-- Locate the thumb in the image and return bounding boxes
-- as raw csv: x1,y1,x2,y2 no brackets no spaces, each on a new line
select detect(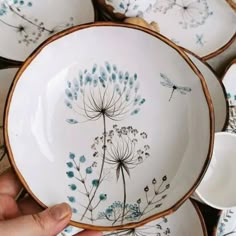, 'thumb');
0,203,72,236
